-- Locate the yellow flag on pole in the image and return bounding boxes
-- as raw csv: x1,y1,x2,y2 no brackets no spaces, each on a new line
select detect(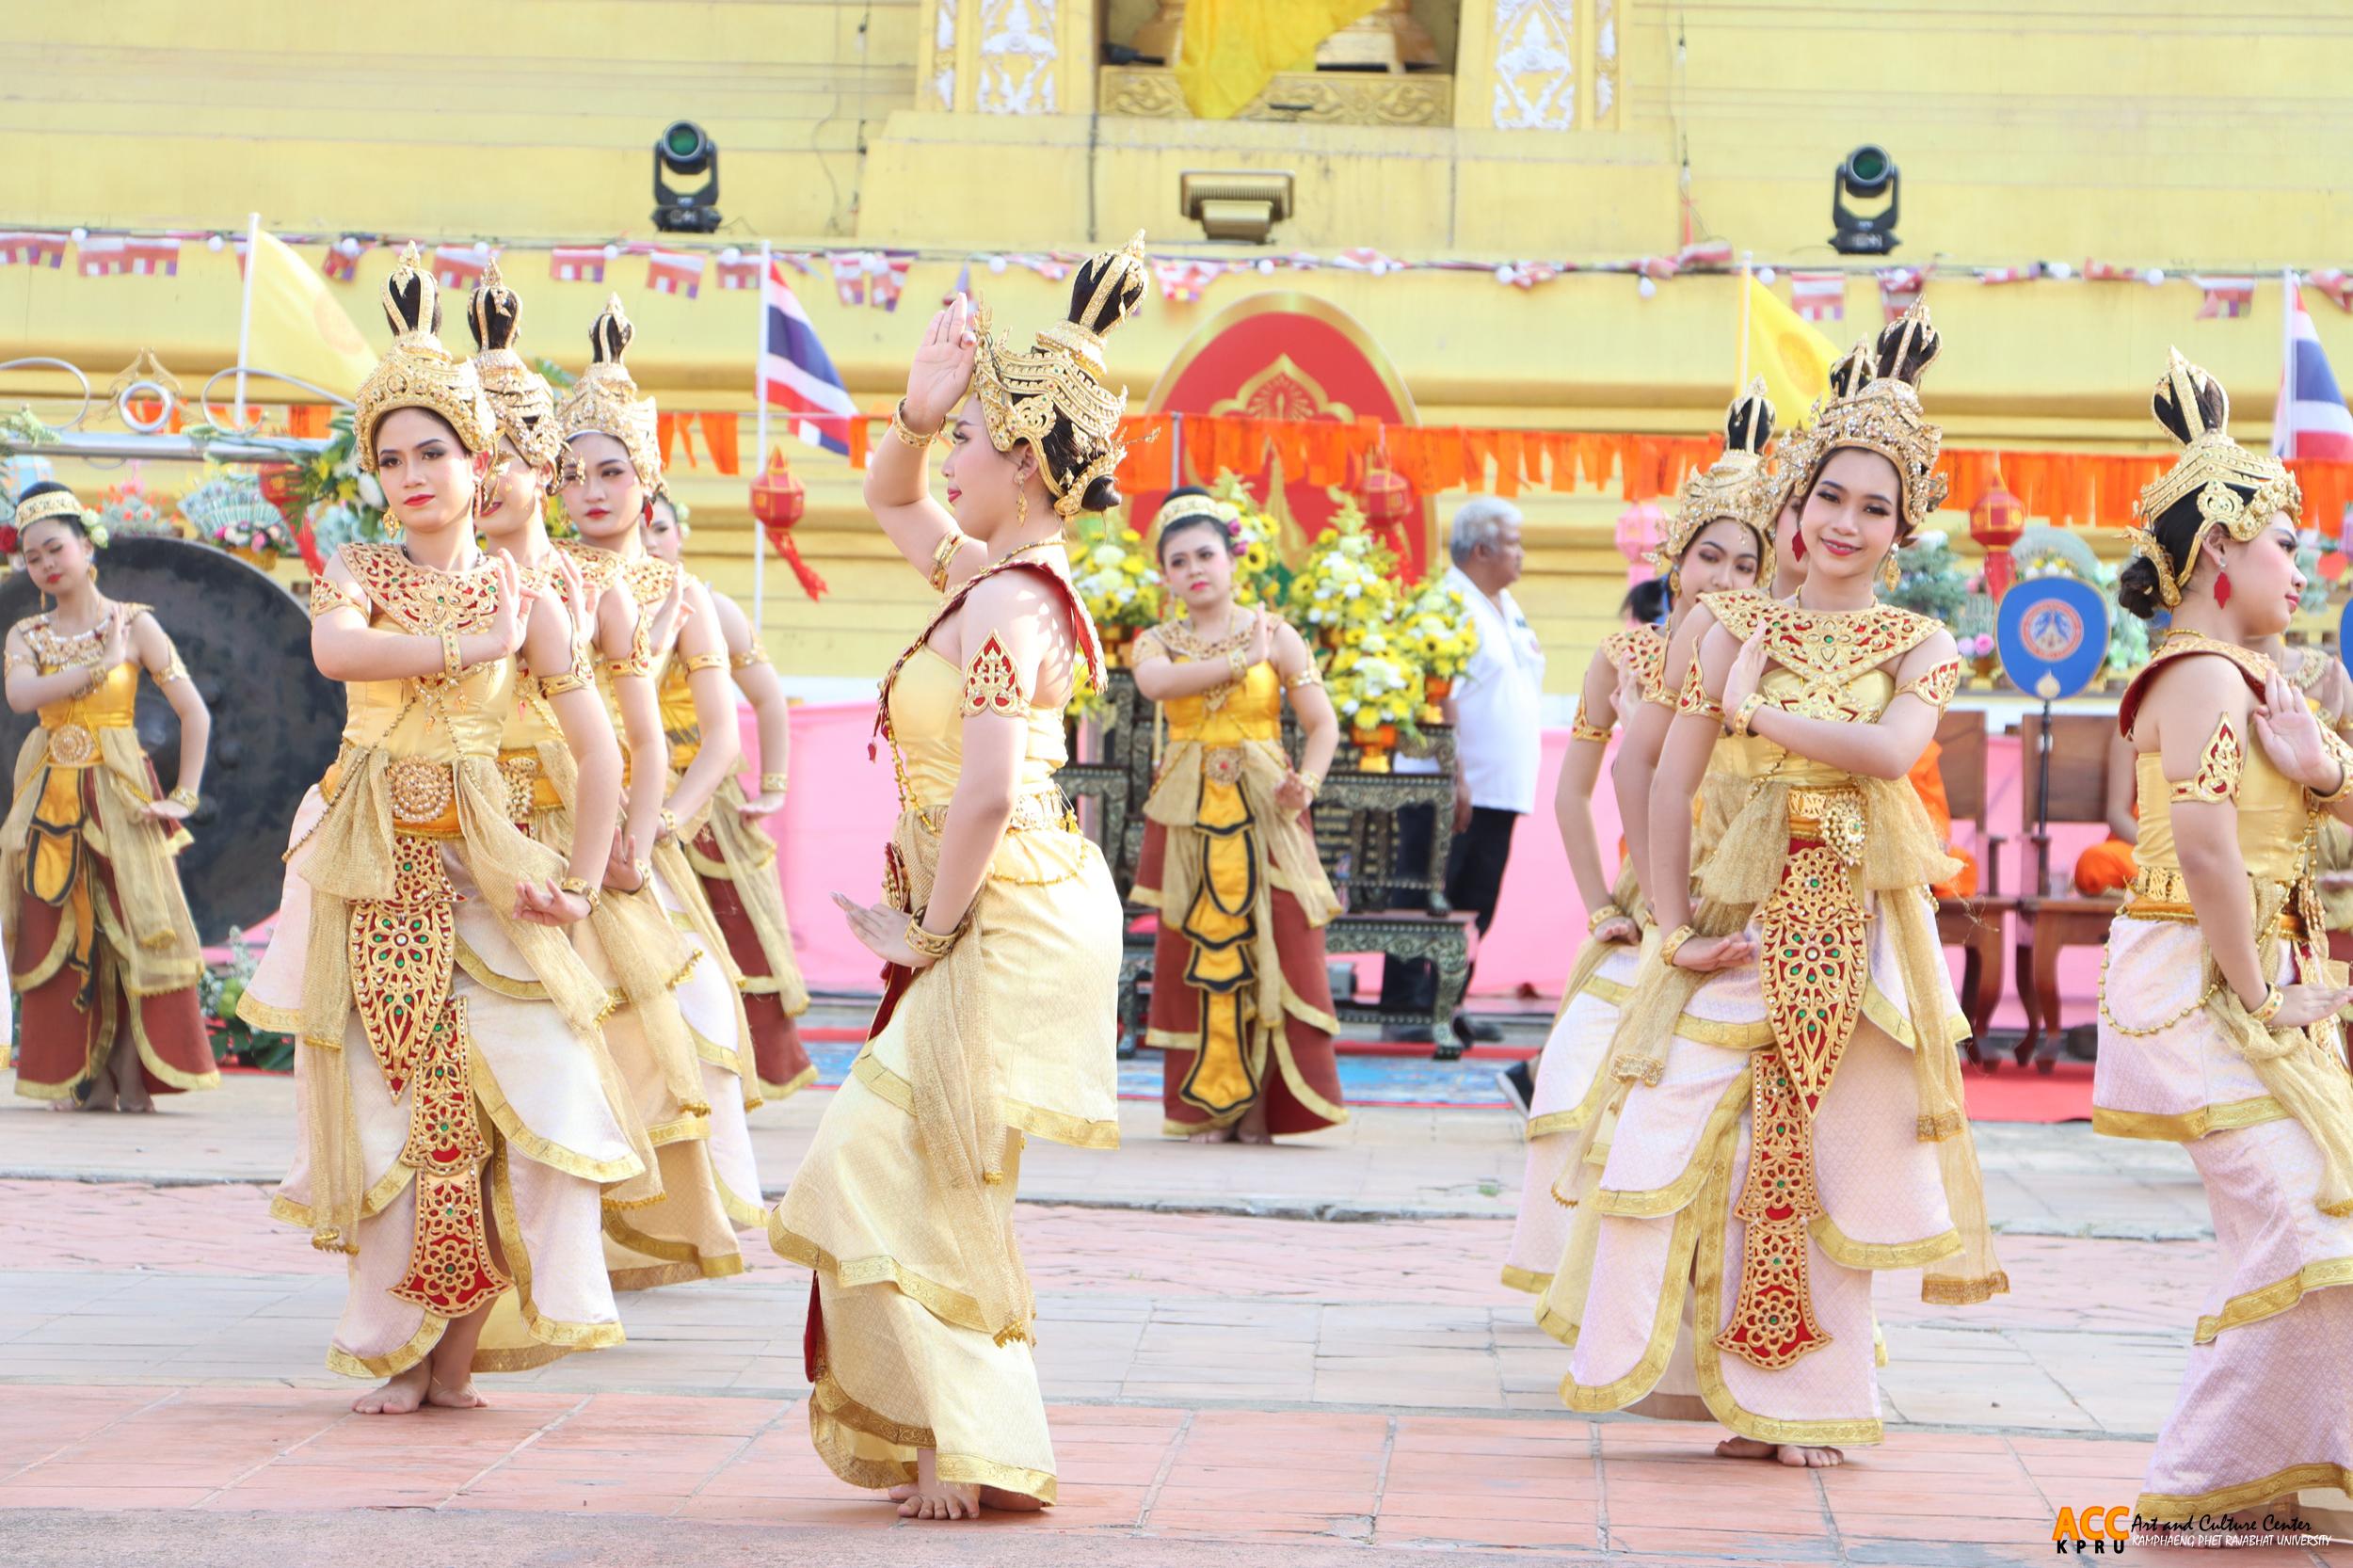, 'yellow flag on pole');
243,230,375,397
1743,275,1839,430
1175,0,1386,120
